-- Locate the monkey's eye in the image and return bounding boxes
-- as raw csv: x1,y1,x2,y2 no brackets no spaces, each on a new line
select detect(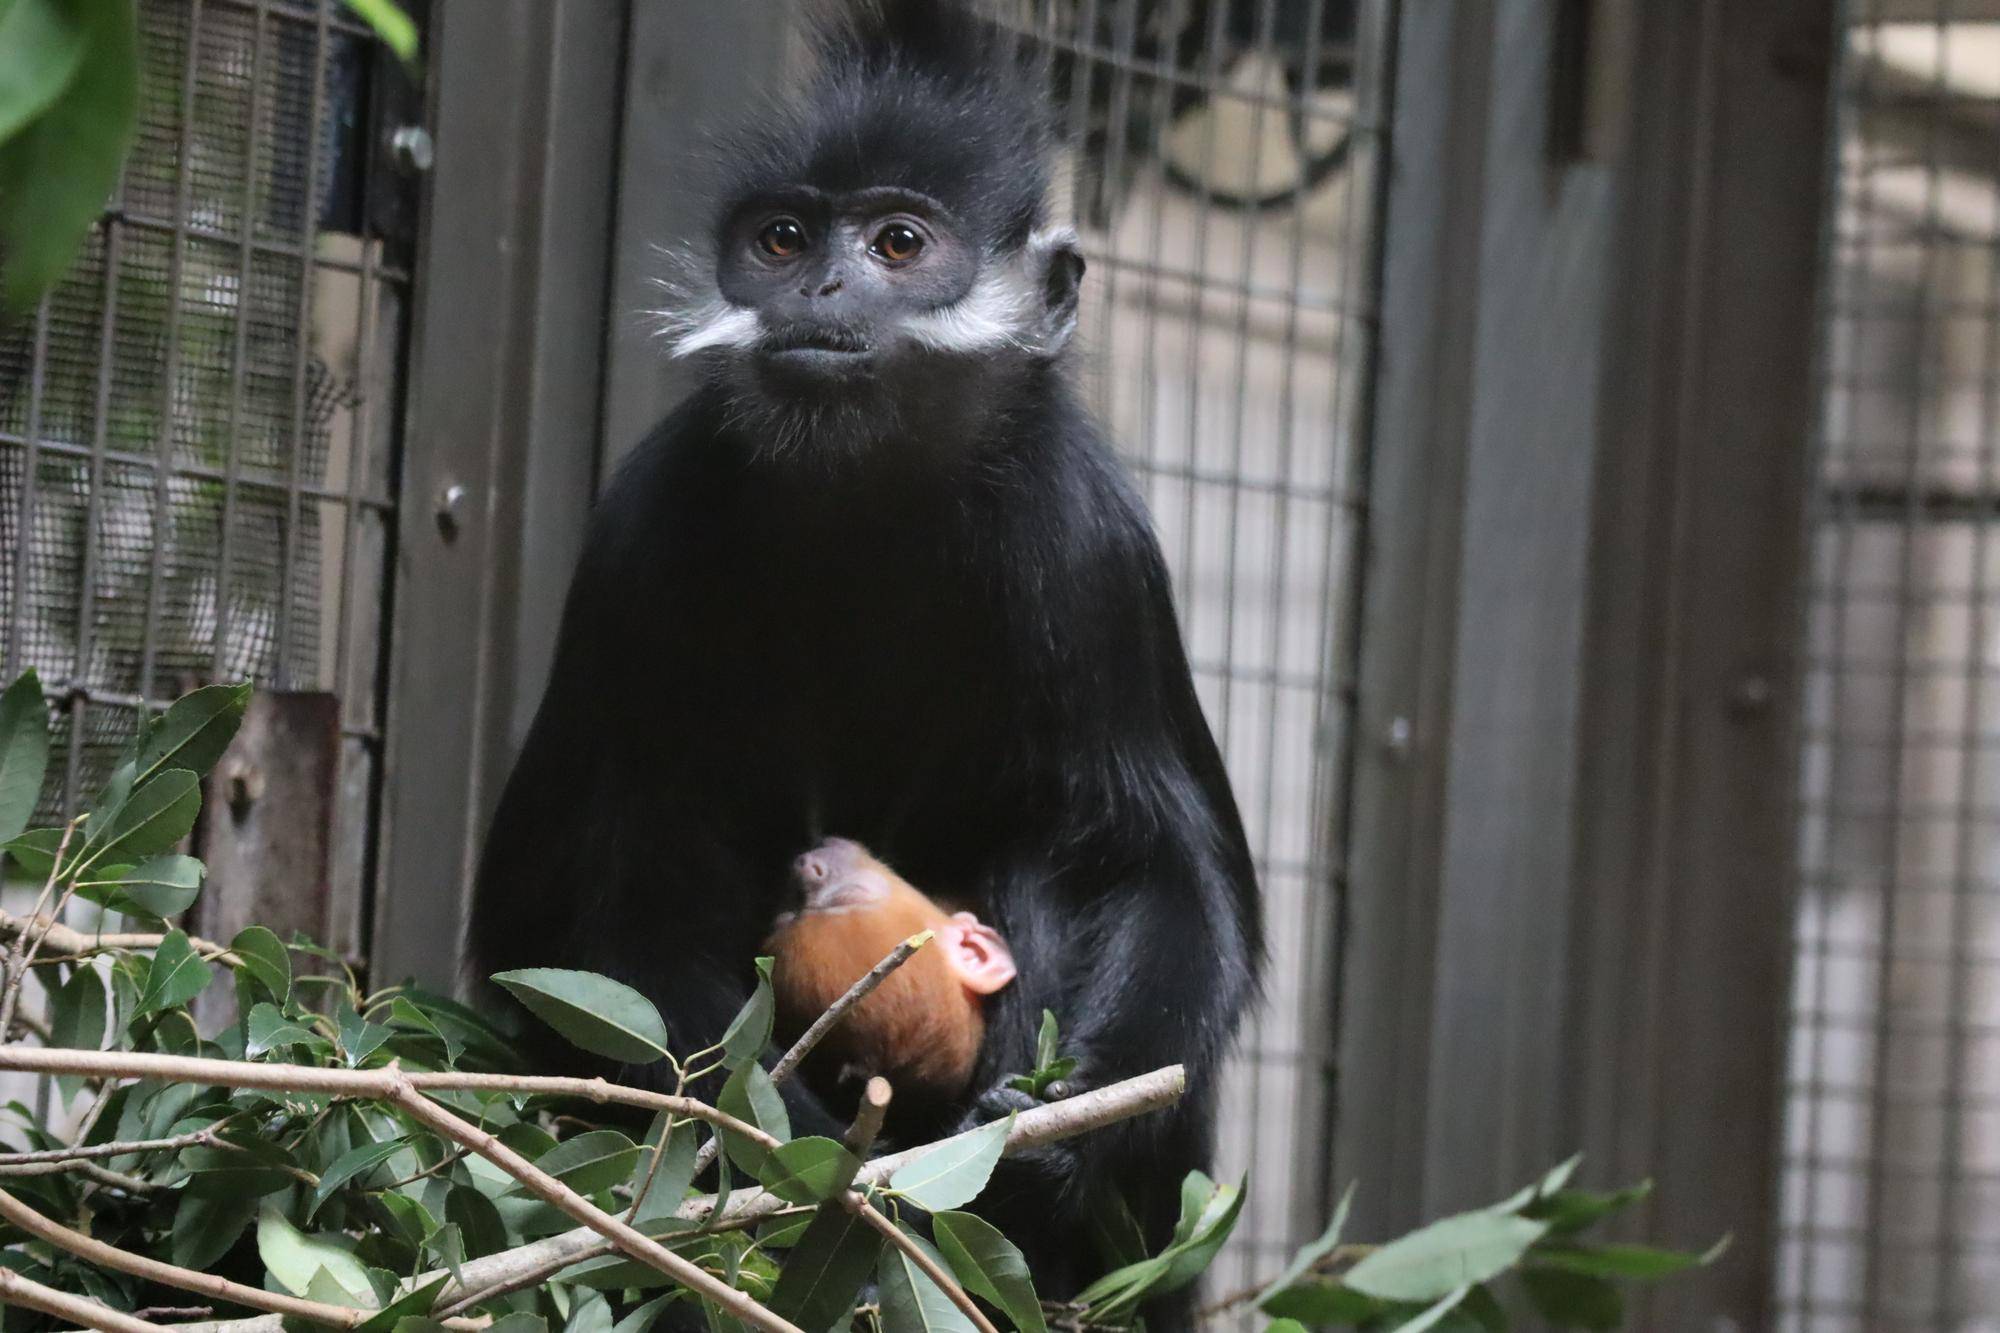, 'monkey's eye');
870,222,925,264
757,217,808,259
